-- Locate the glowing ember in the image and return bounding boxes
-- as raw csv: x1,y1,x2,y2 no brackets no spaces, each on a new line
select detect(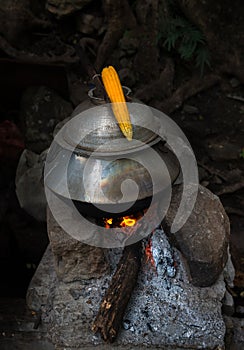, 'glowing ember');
145,238,157,270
